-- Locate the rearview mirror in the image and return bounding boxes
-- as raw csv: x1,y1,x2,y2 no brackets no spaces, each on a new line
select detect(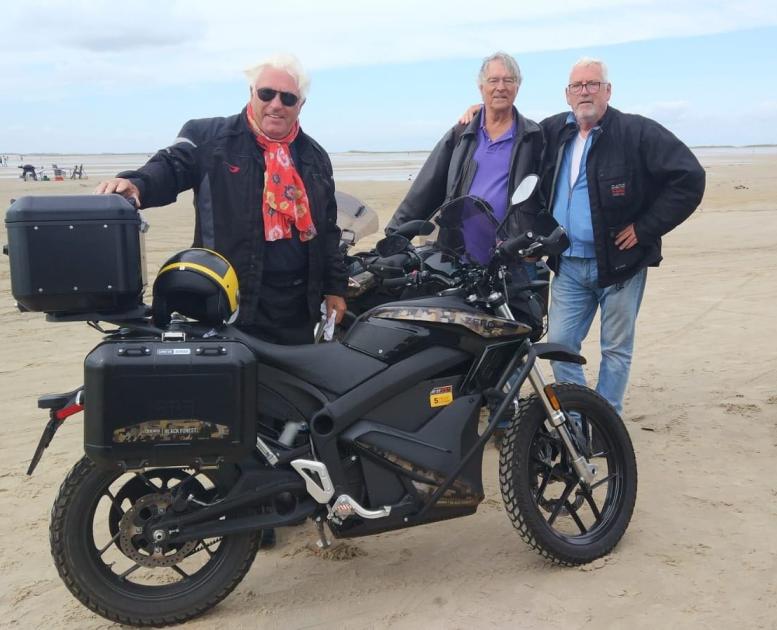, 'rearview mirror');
510,174,540,207
376,233,411,257
393,219,435,239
